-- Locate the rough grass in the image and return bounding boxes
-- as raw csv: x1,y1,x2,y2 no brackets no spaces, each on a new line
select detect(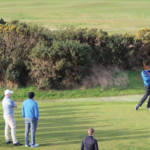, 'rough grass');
0,97,150,150
0,0,150,33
